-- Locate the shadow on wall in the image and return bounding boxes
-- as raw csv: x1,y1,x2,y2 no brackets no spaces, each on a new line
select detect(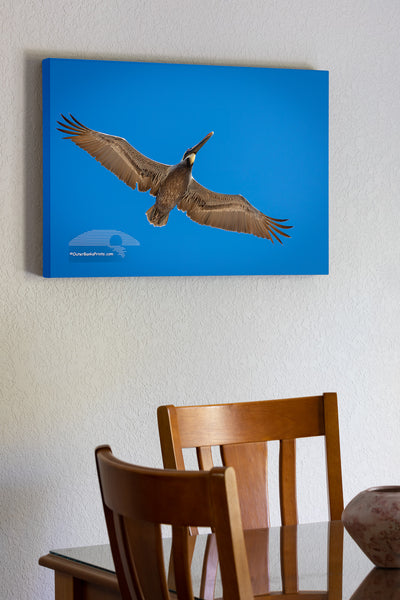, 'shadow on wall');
24,54,43,276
